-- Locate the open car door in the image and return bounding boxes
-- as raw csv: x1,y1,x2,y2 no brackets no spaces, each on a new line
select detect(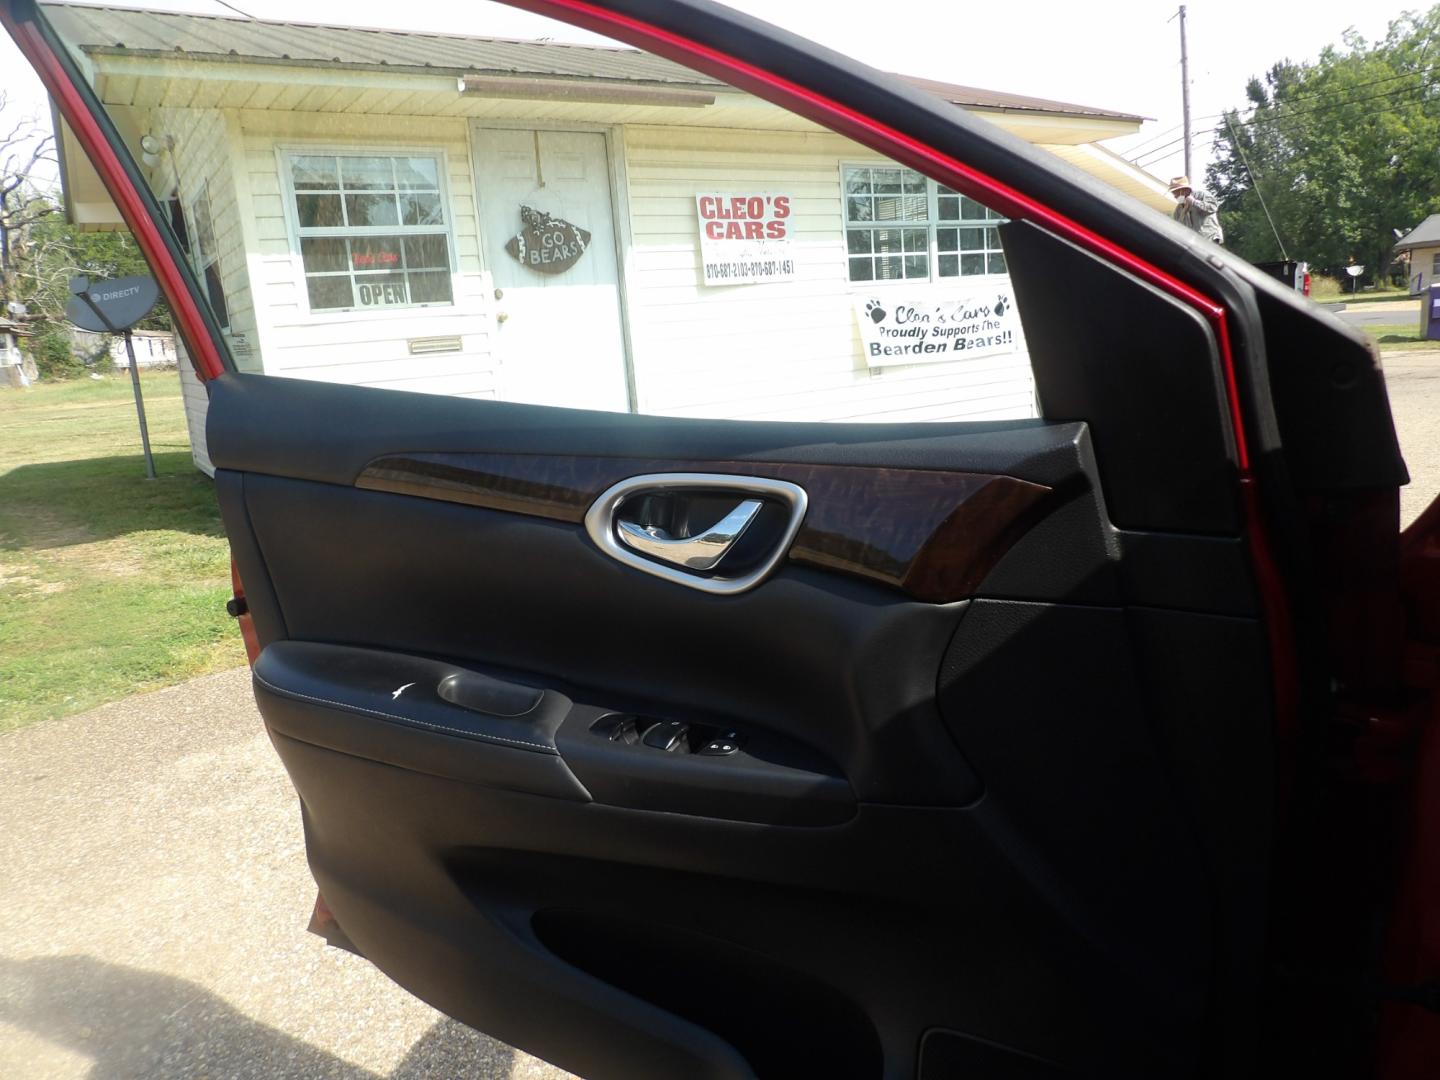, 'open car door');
10,0,1436,1076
